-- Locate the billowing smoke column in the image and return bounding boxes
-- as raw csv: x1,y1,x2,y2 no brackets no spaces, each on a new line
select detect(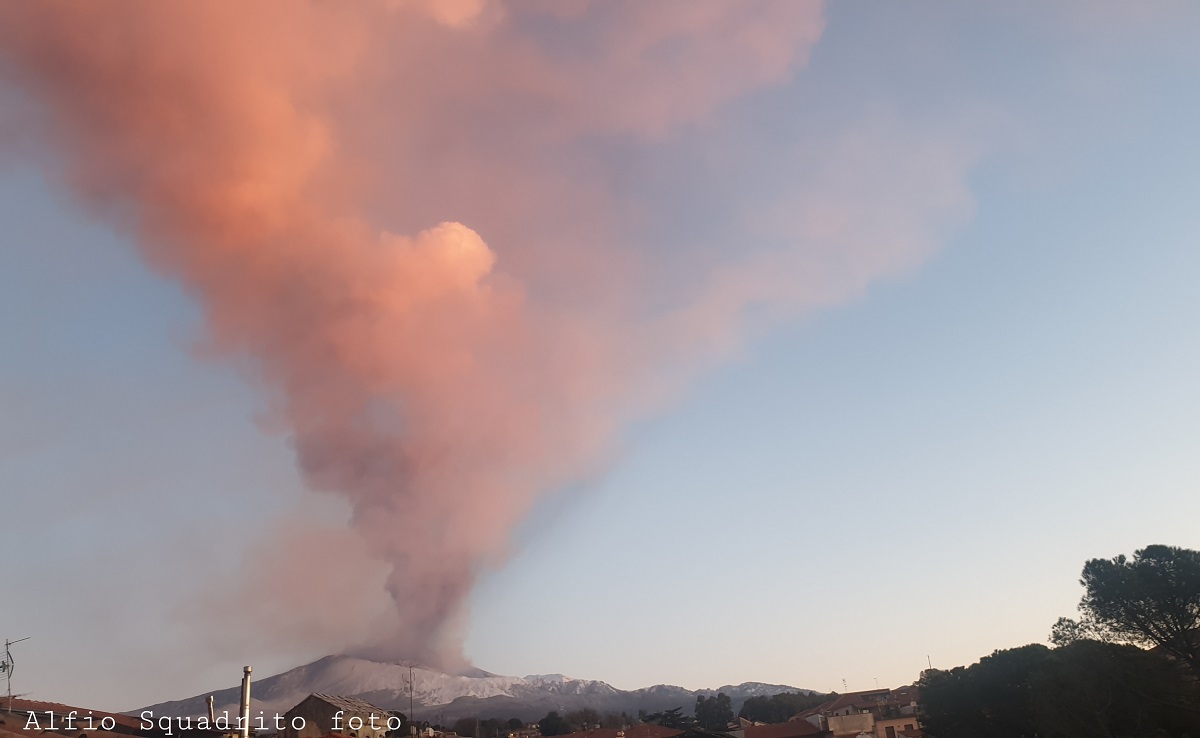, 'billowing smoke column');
0,1,976,666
